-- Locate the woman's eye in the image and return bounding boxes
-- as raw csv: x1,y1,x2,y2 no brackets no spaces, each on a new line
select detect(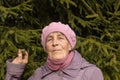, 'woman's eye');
47,38,52,42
